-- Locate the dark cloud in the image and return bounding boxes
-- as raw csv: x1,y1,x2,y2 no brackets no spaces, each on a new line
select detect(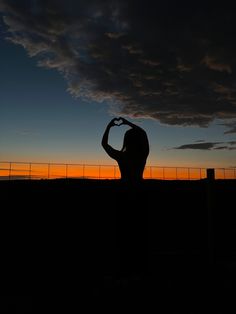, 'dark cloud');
173,141,236,150
174,142,219,150
1,0,236,126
